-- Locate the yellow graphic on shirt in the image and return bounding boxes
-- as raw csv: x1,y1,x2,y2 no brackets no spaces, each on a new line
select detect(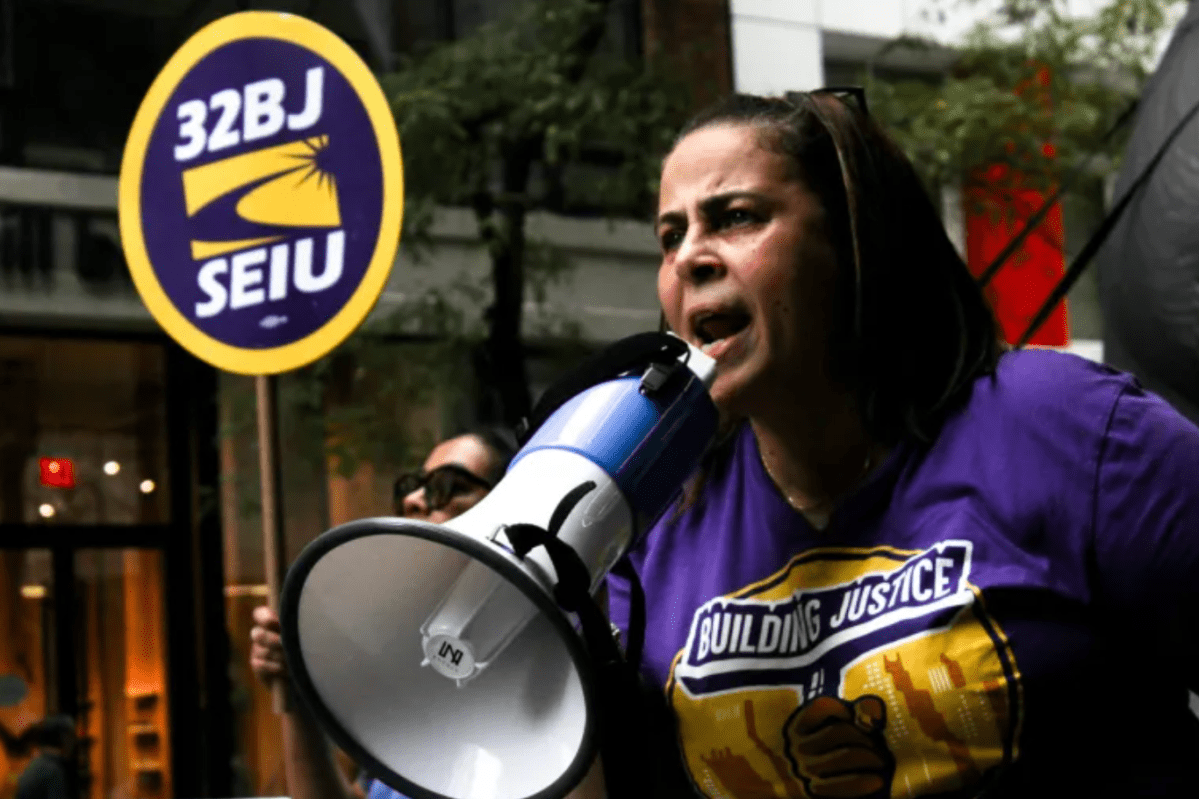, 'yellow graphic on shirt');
666,541,1021,799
